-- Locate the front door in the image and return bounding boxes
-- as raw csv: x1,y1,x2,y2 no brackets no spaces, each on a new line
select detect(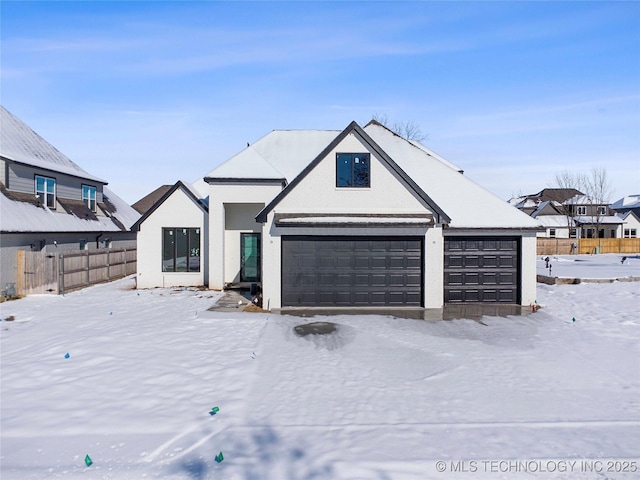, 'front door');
241,233,261,282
